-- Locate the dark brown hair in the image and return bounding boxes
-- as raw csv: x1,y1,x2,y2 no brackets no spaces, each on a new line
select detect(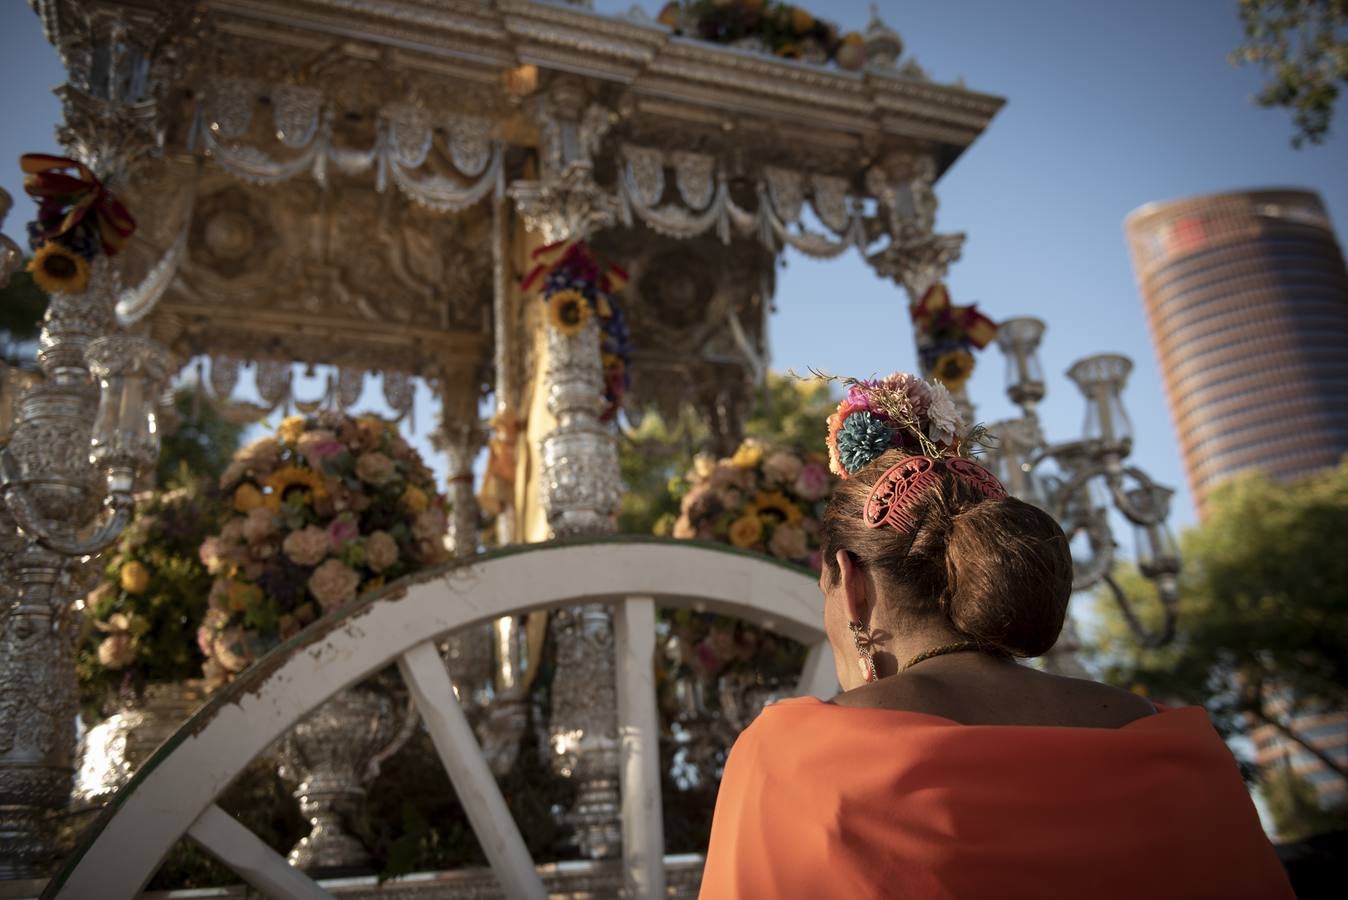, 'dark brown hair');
819,449,1073,658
